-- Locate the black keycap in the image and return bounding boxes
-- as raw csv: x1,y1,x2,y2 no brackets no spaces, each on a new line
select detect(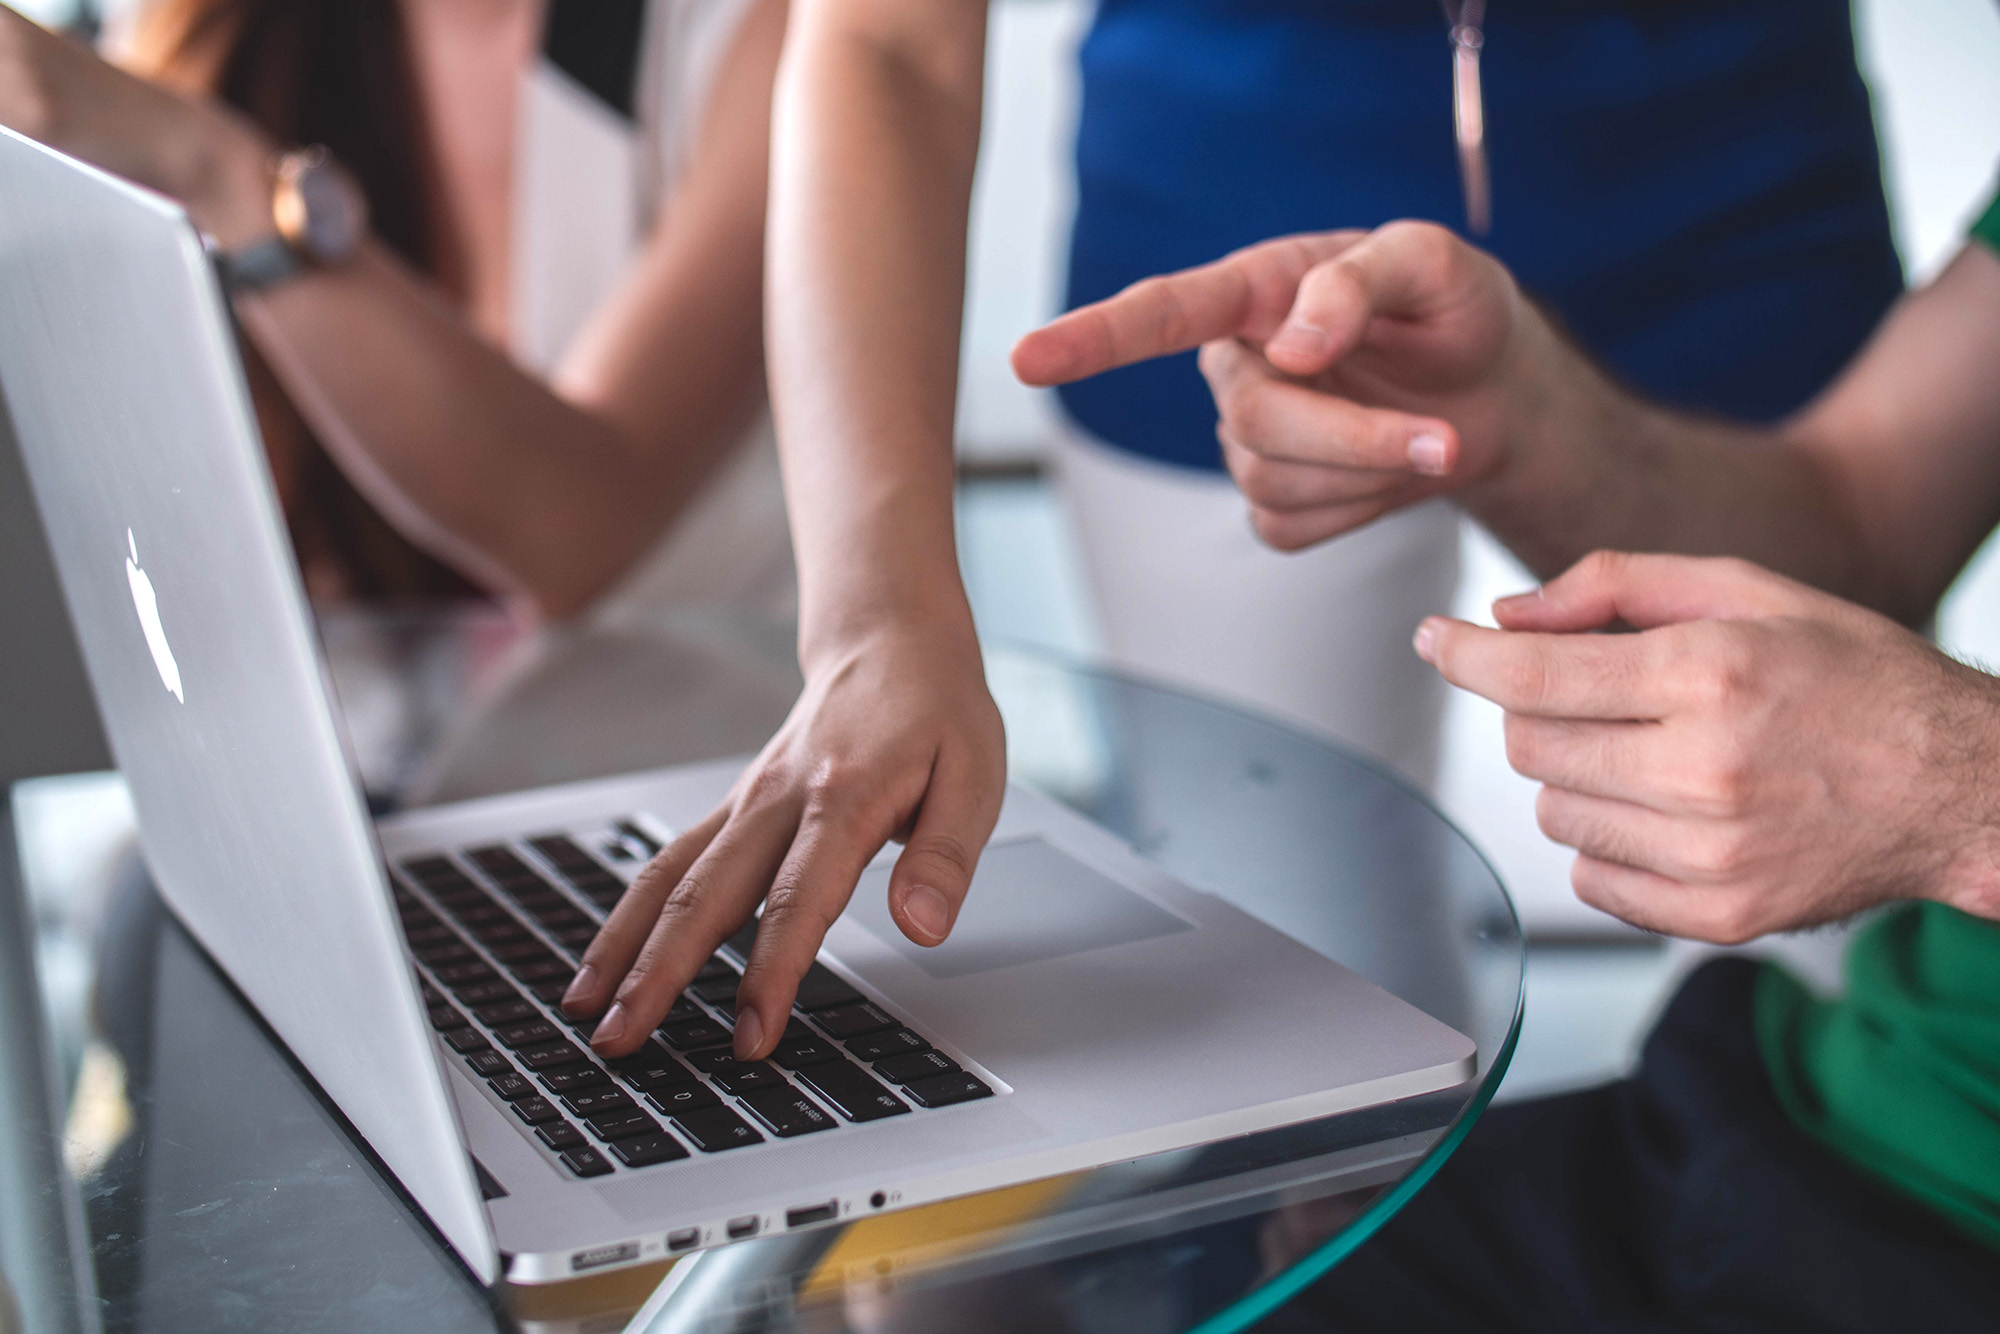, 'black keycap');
793,963,865,1013
427,1003,466,1031
451,903,511,928
512,1096,562,1125
562,1088,636,1119
671,1106,762,1152
608,1133,689,1168
645,1083,722,1116
529,981,572,1005
473,1000,539,1027
536,1121,585,1151
772,1036,842,1069
873,1050,961,1085
401,856,457,882
616,819,663,854
707,1062,787,1096
513,959,574,984
568,871,625,898
490,940,554,965
414,942,475,967
442,1028,492,1055
585,1110,658,1142
405,924,457,948
529,833,595,866
685,1049,743,1074
796,1061,910,1122
537,1065,612,1097
552,925,597,950
659,1018,732,1051
464,1049,512,1078
488,1072,537,1102
517,1041,590,1071
455,981,521,1007
467,845,528,876
695,955,738,983
664,995,703,1024
436,963,500,989
468,921,530,948
691,974,739,1005
609,1046,696,1092
559,1147,612,1178
494,1020,563,1050
902,1071,994,1108
812,1003,895,1039
739,1088,837,1137
723,920,760,961
844,1027,930,1063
